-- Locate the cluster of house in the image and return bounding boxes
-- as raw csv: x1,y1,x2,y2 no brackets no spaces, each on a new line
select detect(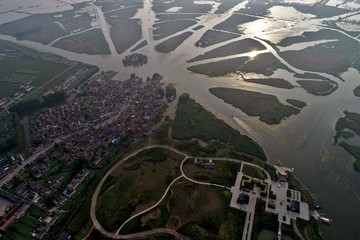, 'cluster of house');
31,73,166,154
0,155,23,179
55,67,89,91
